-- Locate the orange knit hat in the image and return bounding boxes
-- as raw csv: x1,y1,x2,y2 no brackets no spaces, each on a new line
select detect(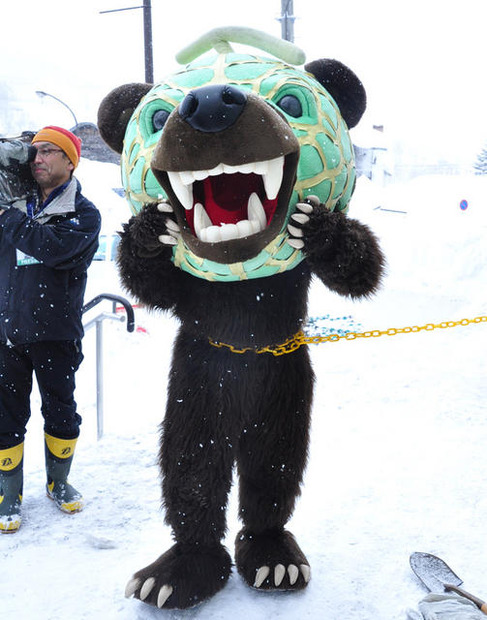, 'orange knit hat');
32,126,82,168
